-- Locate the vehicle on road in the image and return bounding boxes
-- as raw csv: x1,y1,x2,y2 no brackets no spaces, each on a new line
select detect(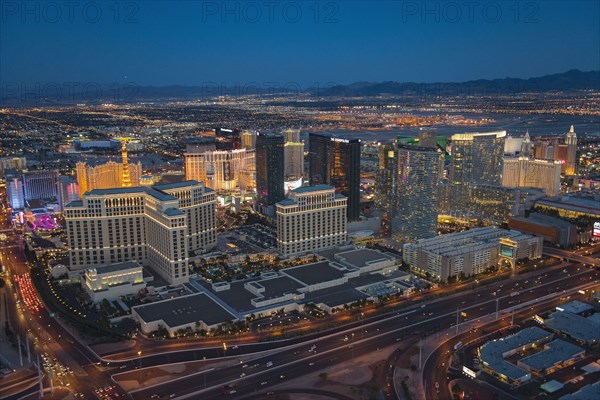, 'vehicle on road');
454,341,463,350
